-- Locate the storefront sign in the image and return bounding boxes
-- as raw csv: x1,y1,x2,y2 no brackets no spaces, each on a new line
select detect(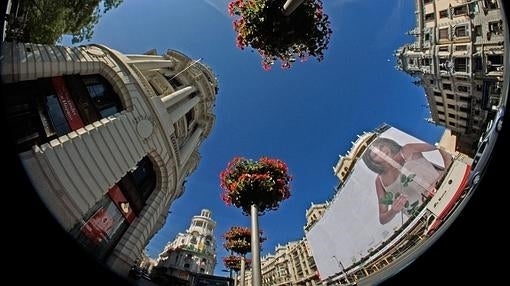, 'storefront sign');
52,76,84,130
